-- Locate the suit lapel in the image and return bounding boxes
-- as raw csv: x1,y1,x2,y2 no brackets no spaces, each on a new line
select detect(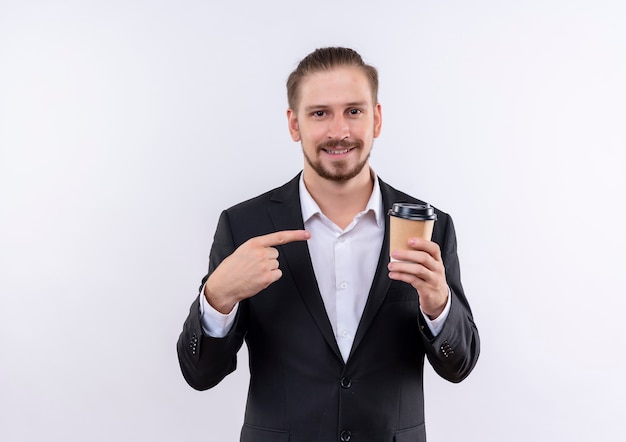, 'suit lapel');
267,174,344,364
